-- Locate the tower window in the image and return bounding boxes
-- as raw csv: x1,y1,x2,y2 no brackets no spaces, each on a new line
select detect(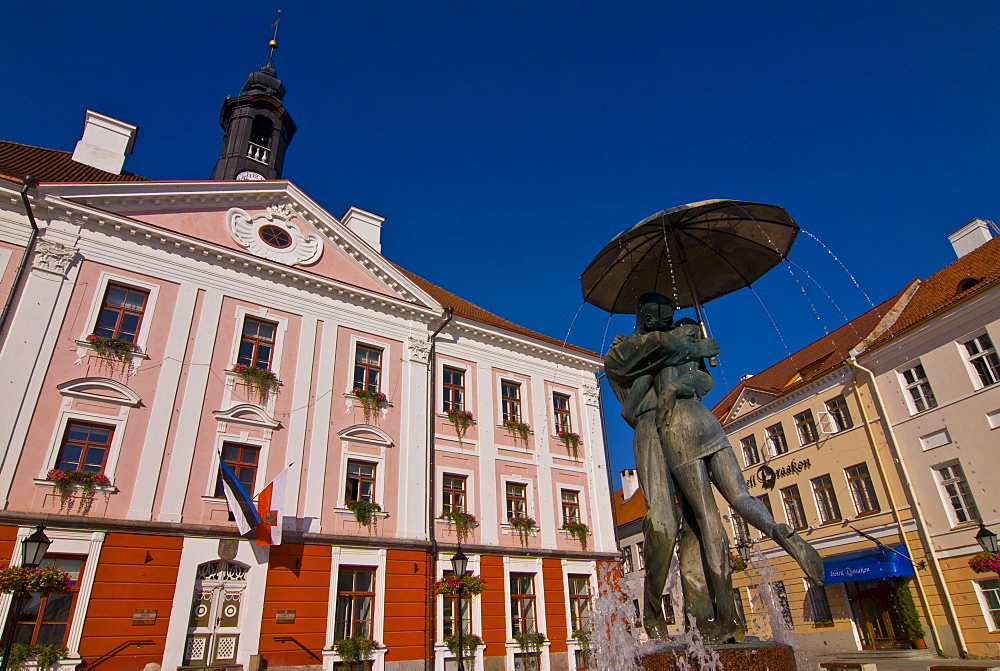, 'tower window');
247,117,273,164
